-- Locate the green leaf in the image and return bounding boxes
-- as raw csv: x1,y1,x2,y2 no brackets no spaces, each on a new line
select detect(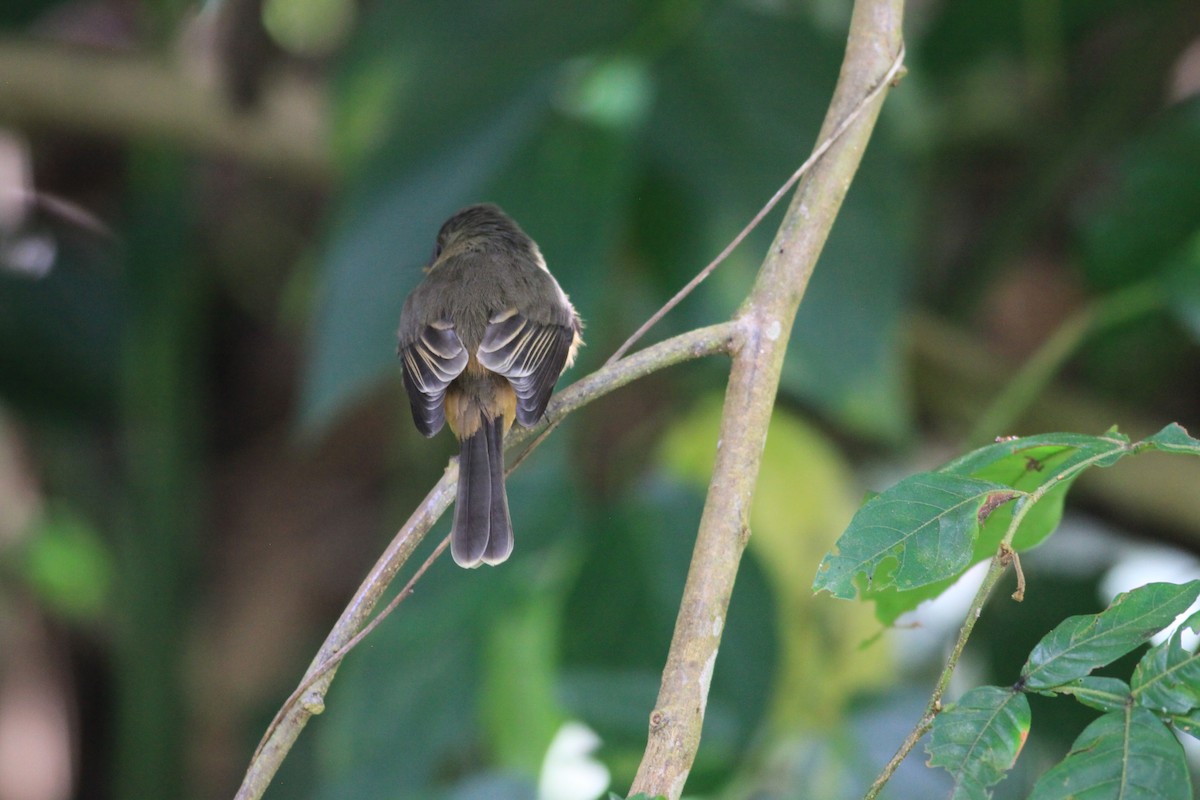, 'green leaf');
646,4,915,442
1162,232,1200,341
1021,581,1200,690
1131,608,1200,714
301,0,644,431
1052,677,1132,714
940,431,1134,483
300,87,551,431
1028,707,1192,800
481,586,567,774
813,473,1019,599
926,686,1031,800
856,431,1138,624
1170,708,1200,739
20,507,113,620
942,431,1137,556
1143,423,1200,456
